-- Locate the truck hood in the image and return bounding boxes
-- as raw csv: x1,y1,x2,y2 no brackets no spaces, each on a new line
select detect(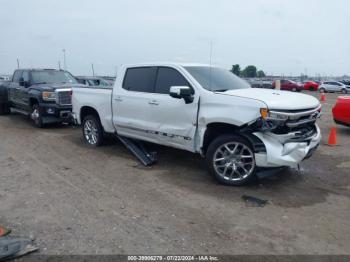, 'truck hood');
31,83,85,91
216,88,320,110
